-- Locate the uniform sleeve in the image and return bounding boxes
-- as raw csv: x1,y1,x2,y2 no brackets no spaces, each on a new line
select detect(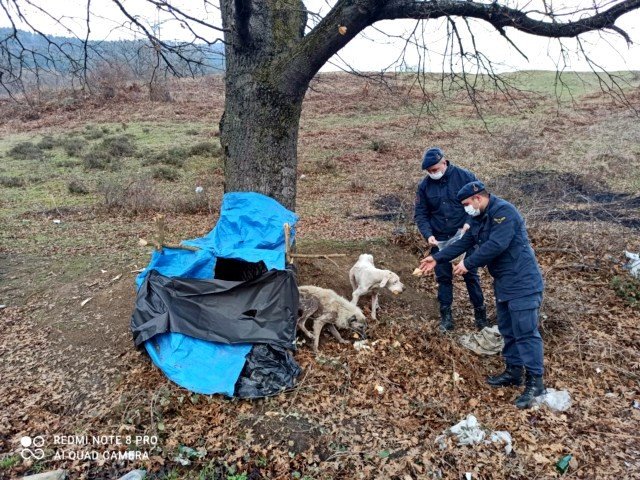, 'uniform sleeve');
432,230,476,263
414,183,433,239
464,206,516,269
